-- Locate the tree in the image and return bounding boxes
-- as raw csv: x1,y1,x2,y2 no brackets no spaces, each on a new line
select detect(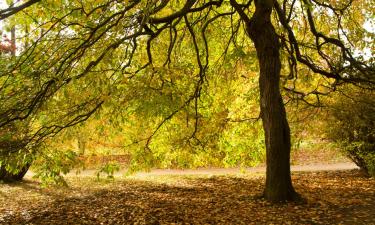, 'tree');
325,87,375,176
0,0,374,201
230,0,298,201
0,8,33,181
